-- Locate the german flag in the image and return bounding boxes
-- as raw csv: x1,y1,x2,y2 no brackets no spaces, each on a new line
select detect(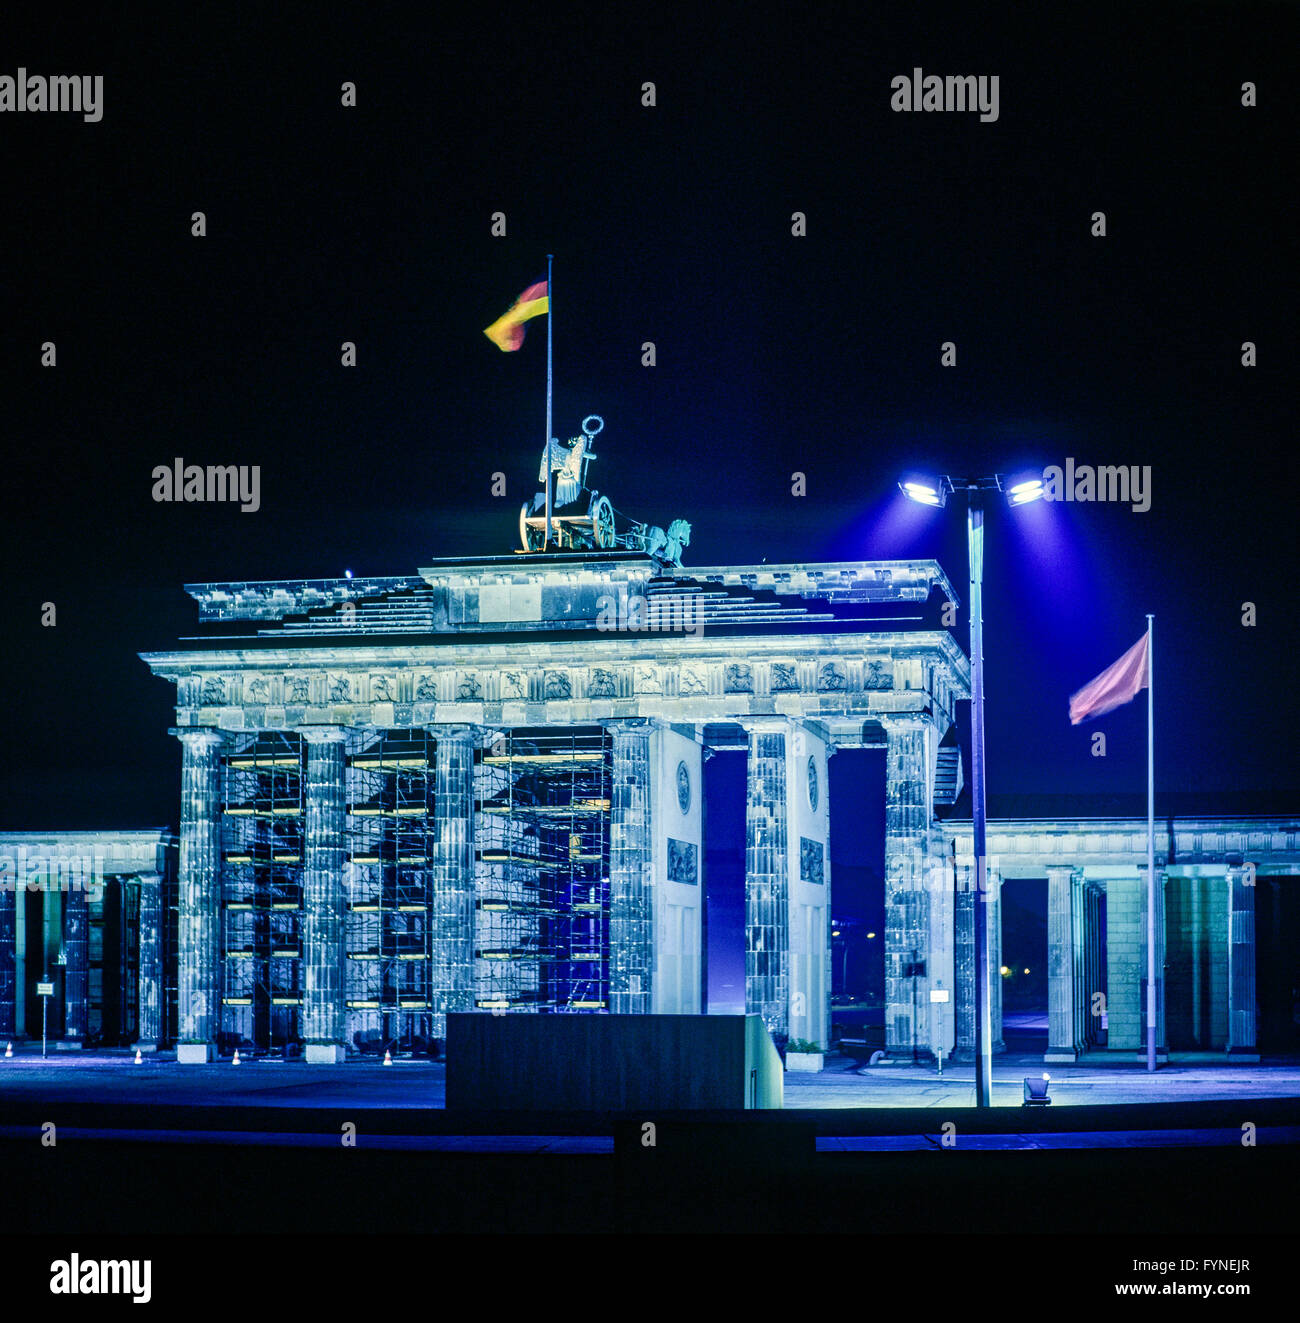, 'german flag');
483,279,549,352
